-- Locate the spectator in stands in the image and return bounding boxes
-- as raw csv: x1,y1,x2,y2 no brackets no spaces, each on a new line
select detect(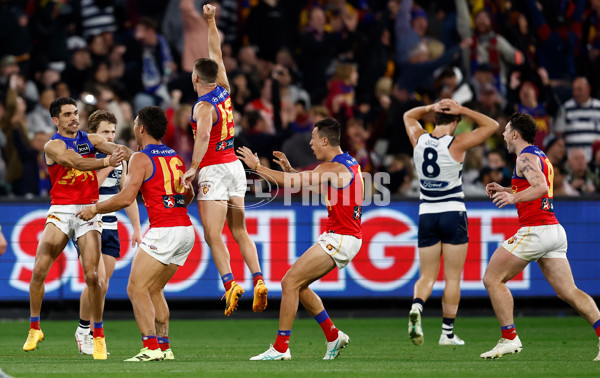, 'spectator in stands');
325,62,357,121
434,66,473,104
566,147,600,196
246,0,291,62
61,37,92,99
544,135,567,168
553,162,579,197
555,77,600,162
0,0,32,75
469,10,523,92
26,88,56,138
